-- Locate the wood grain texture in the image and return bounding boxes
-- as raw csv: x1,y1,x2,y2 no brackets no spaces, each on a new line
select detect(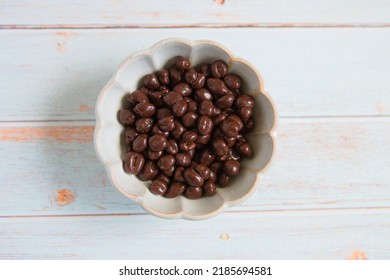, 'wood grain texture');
1,209,389,259
0,118,388,216
0,28,389,121
1,0,390,27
